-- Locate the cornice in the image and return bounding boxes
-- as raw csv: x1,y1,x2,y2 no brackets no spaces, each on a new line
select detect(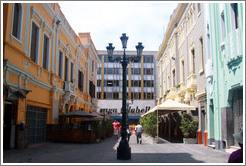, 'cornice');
157,3,187,61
